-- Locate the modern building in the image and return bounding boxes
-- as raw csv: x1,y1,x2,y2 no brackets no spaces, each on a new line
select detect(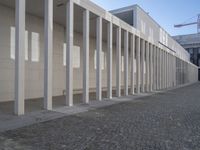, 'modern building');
173,34,200,66
173,34,200,80
0,0,198,115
